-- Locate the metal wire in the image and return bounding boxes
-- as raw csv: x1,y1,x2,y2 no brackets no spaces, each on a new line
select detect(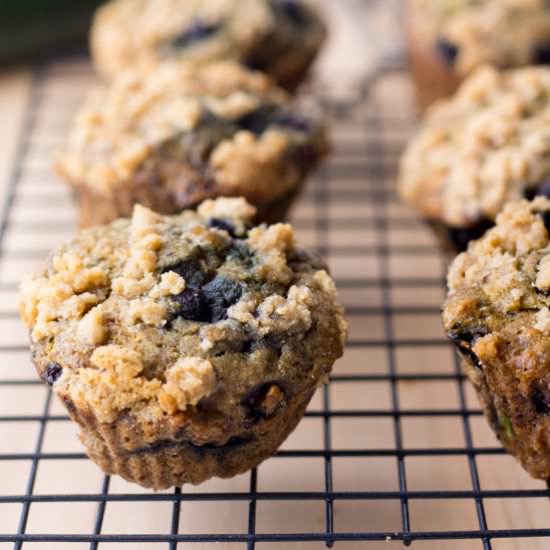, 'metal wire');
1,47,550,550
